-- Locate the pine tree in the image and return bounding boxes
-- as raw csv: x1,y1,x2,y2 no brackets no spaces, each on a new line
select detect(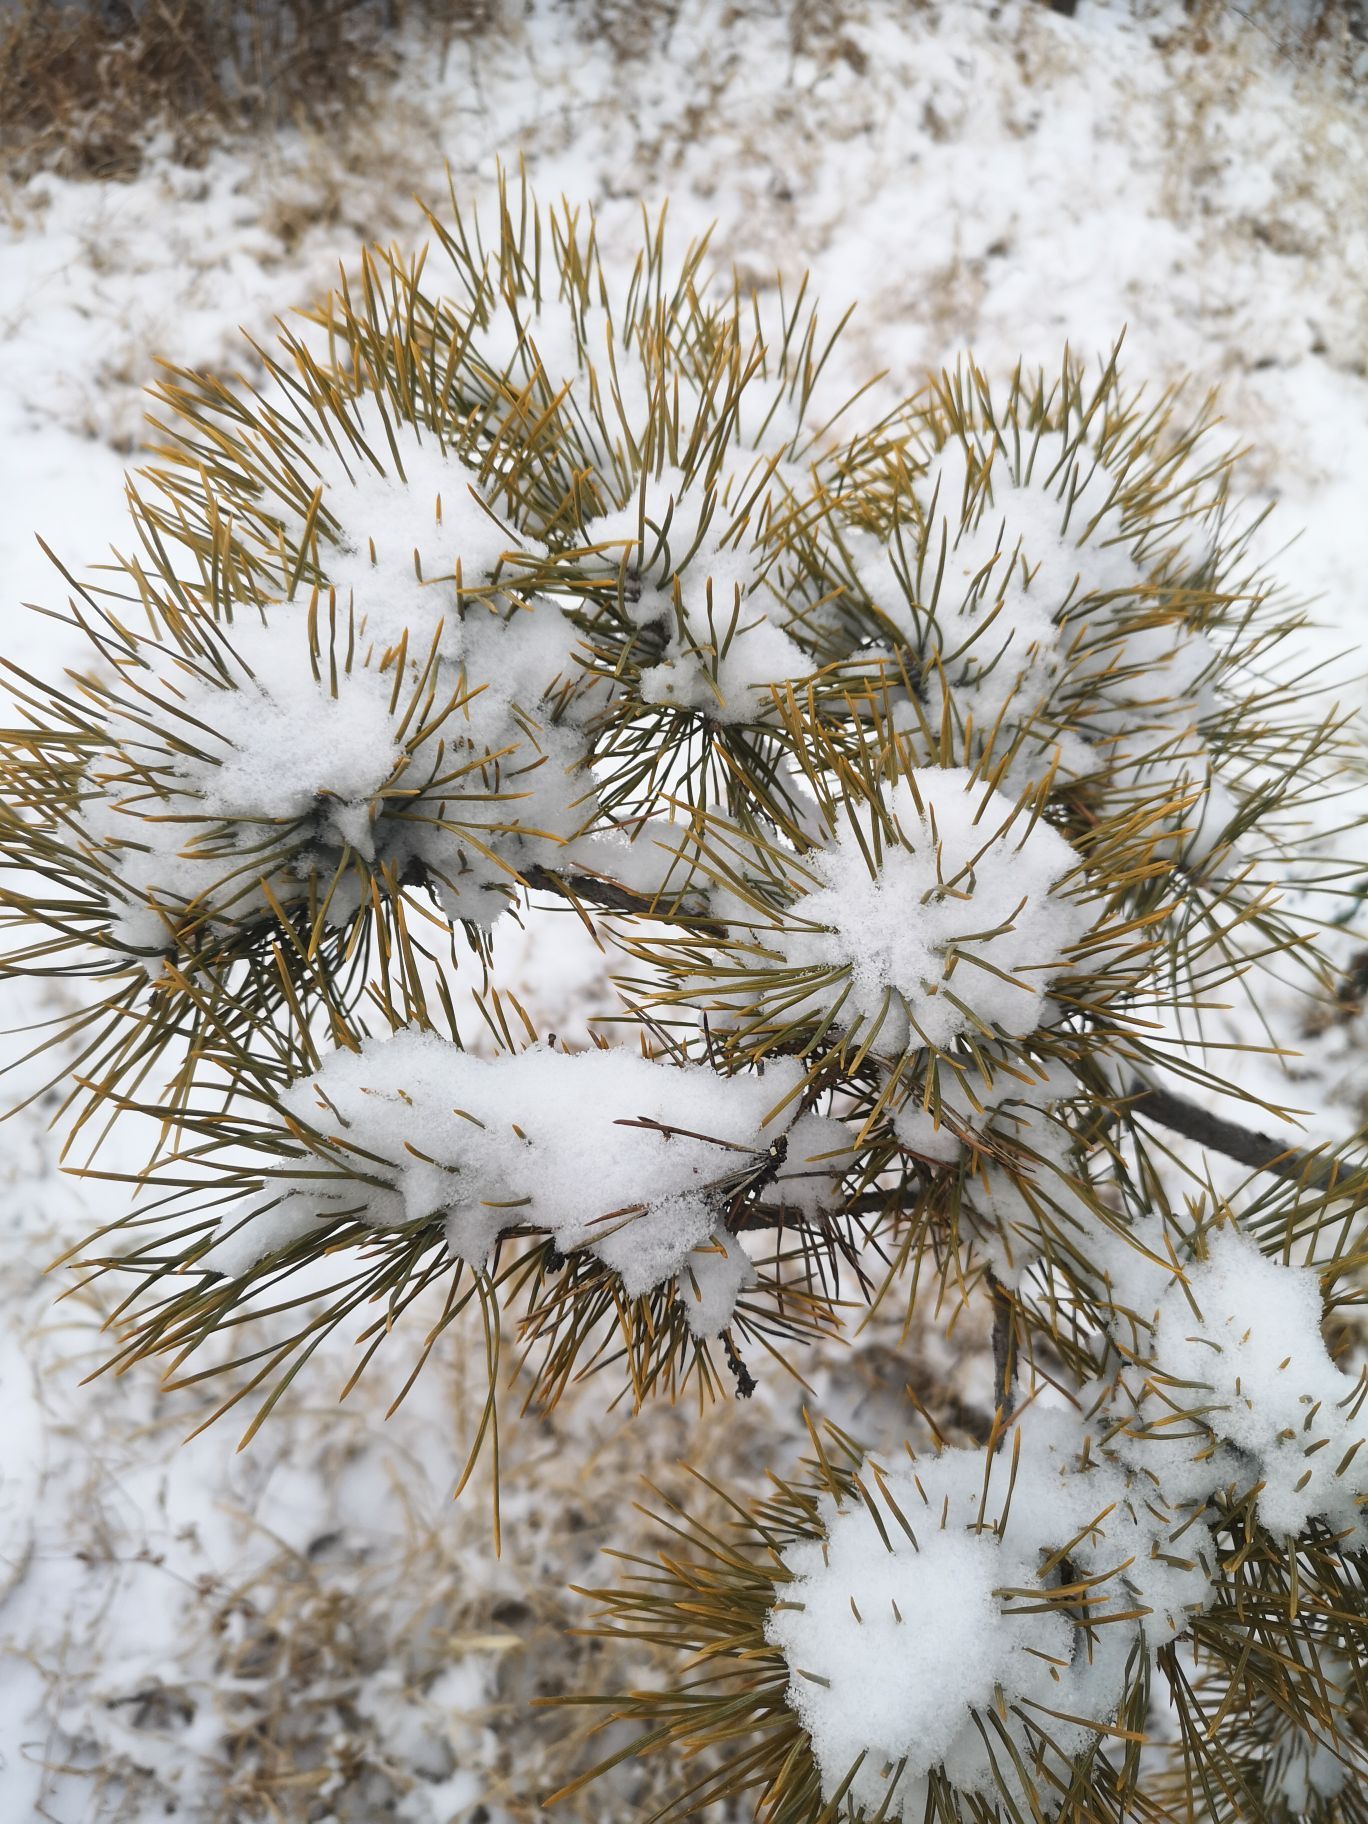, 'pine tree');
2,176,1365,1822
